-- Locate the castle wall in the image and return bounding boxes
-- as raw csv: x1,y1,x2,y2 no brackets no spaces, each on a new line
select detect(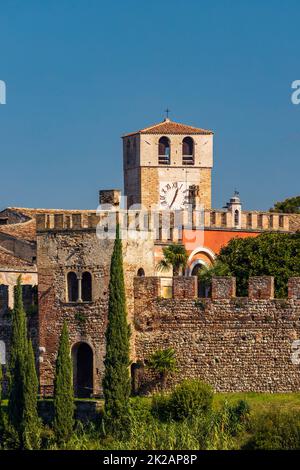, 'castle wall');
36,213,155,395
134,276,300,393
